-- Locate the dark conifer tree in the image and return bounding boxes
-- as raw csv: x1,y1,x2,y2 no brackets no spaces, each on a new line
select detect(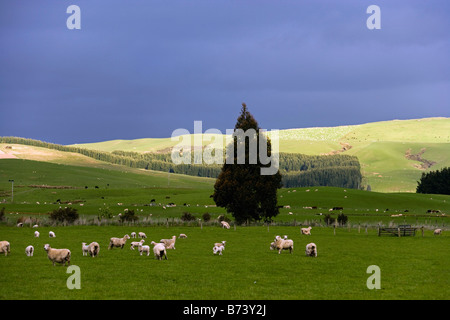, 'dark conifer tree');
416,167,450,195
213,103,282,224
